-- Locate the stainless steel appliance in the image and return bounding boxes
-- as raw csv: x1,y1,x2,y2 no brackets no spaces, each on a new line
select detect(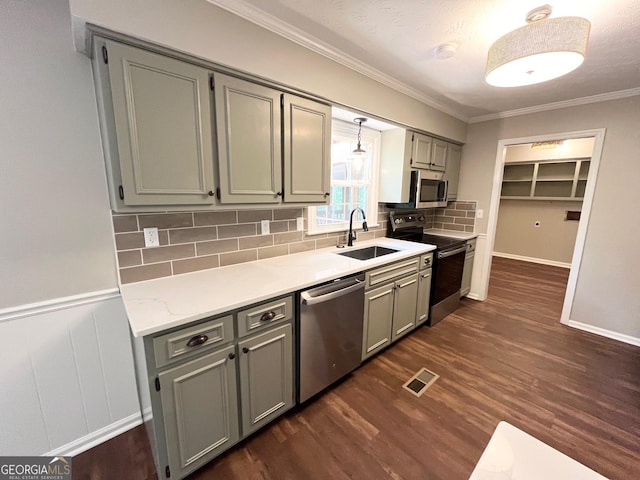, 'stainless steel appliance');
386,170,448,209
298,273,365,403
388,211,466,325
